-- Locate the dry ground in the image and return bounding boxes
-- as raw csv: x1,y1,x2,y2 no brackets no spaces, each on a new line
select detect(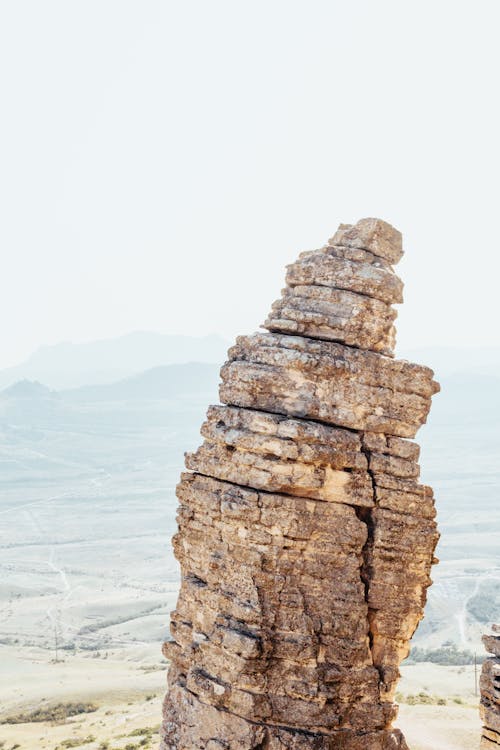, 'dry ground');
0,646,482,750
397,662,481,750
